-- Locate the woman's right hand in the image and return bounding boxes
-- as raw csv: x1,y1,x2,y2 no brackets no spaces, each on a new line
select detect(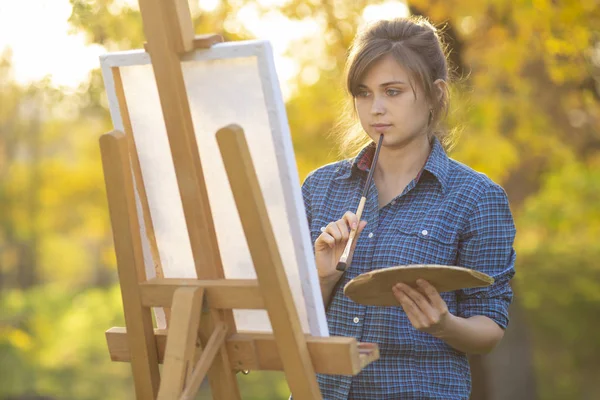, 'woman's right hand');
314,211,368,283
